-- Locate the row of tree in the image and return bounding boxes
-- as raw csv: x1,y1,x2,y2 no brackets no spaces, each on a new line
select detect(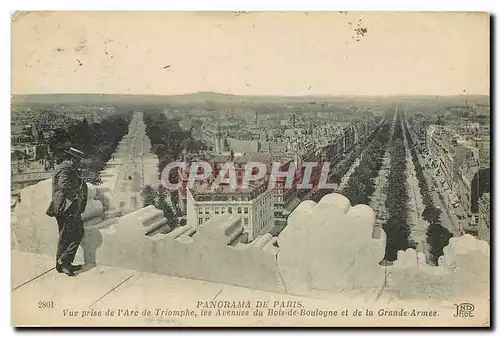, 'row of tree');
341,121,391,206
383,109,411,262
403,117,452,266
311,120,388,203
141,184,182,228
142,111,207,215
329,121,385,185
47,112,132,185
143,111,207,176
